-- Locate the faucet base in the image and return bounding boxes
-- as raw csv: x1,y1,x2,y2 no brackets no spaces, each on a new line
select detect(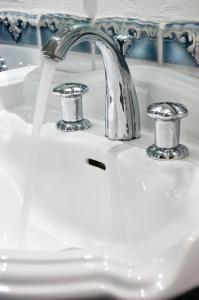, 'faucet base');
57,119,92,132
146,144,189,160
